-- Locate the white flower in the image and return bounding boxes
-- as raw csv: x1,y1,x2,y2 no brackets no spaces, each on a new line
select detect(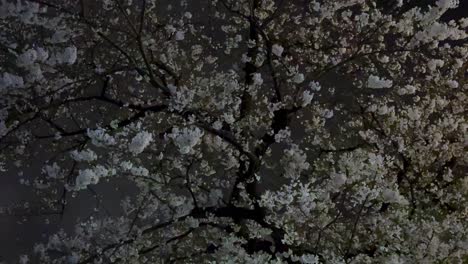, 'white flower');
383,254,404,264
19,255,29,264
397,88,407,95
0,72,24,90
49,30,69,43
406,108,421,121
437,0,459,10
446,80,459,88
378,55,390,63
16,49,37,66
398,84,419,96
168,85,194,111
223,113,235,124
130,166,149,176
175,31,185,41
208,189,223,205
241,54,251,63
427,59,444,71
272,44,284,57
43,163,62,179
121,161,133,170
129,131,153,155
330,172,347,189
169,195,186,207
309,81,321,91
292,73,305,84
191,45,203,57
75,165,112,190
61,46,77,65
275,128,291,143
27,64,44,82
167,126,204,154
300,254,319,264
382,188,407,204
252,73,263,86
35,47,49,62
165,24,177,35
404,85,417,94
322,109,334,119
282,144,310,179
377,105,390,115
48,46,77,65
75,169,99,190
70,149,97,162
186,217,199,228
367,75,393,89
184,12,192,19
87,127,116,146
301,90,314,107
